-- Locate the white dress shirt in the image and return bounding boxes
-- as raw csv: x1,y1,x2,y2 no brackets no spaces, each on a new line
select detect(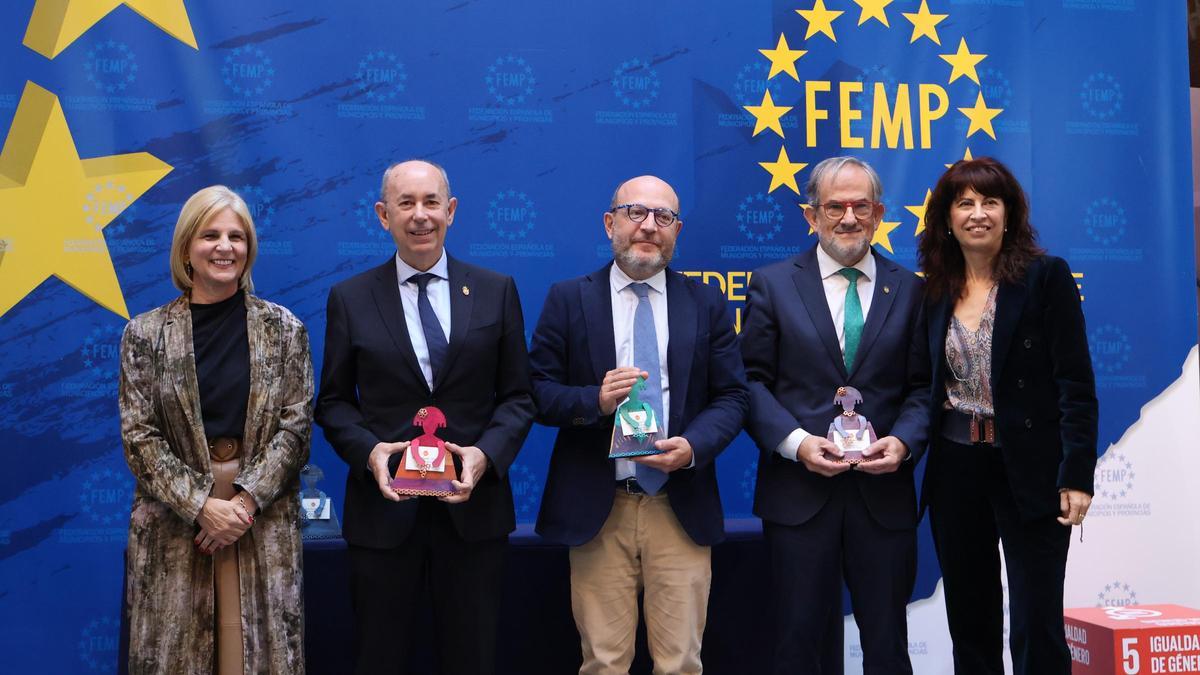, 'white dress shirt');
609,264,670,480
775,246,876,460
395,250,451,390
